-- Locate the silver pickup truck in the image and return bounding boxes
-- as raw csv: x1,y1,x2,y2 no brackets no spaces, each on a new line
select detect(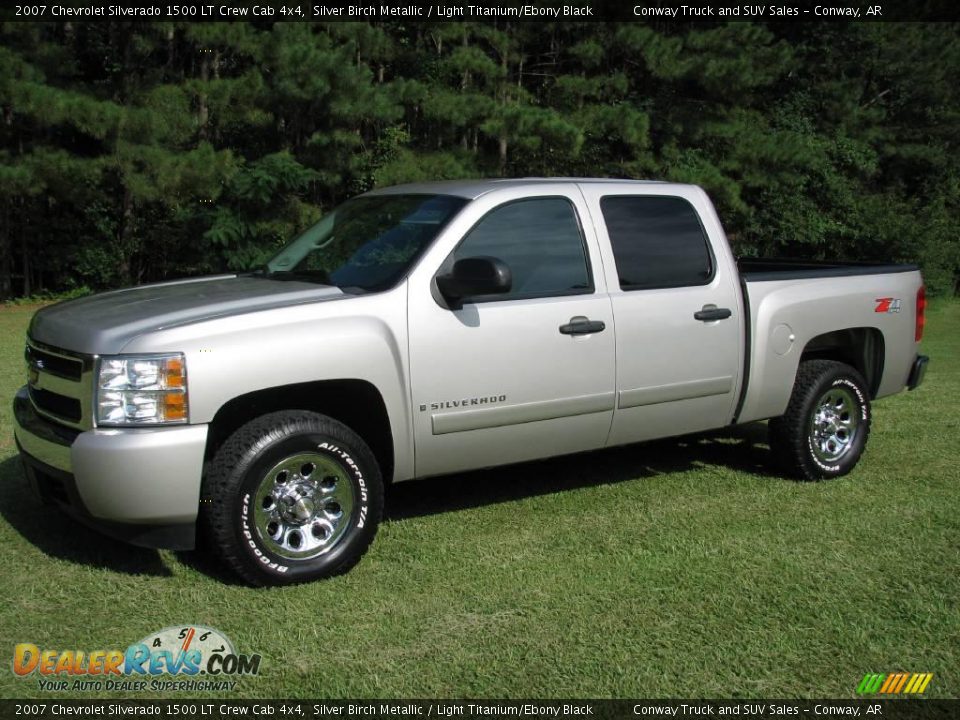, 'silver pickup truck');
13,179,929,585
